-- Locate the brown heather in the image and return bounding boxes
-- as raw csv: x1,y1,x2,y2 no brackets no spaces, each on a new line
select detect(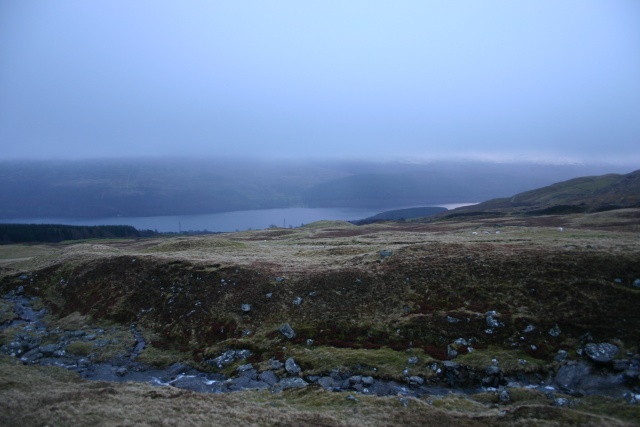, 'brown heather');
1,208,640,426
